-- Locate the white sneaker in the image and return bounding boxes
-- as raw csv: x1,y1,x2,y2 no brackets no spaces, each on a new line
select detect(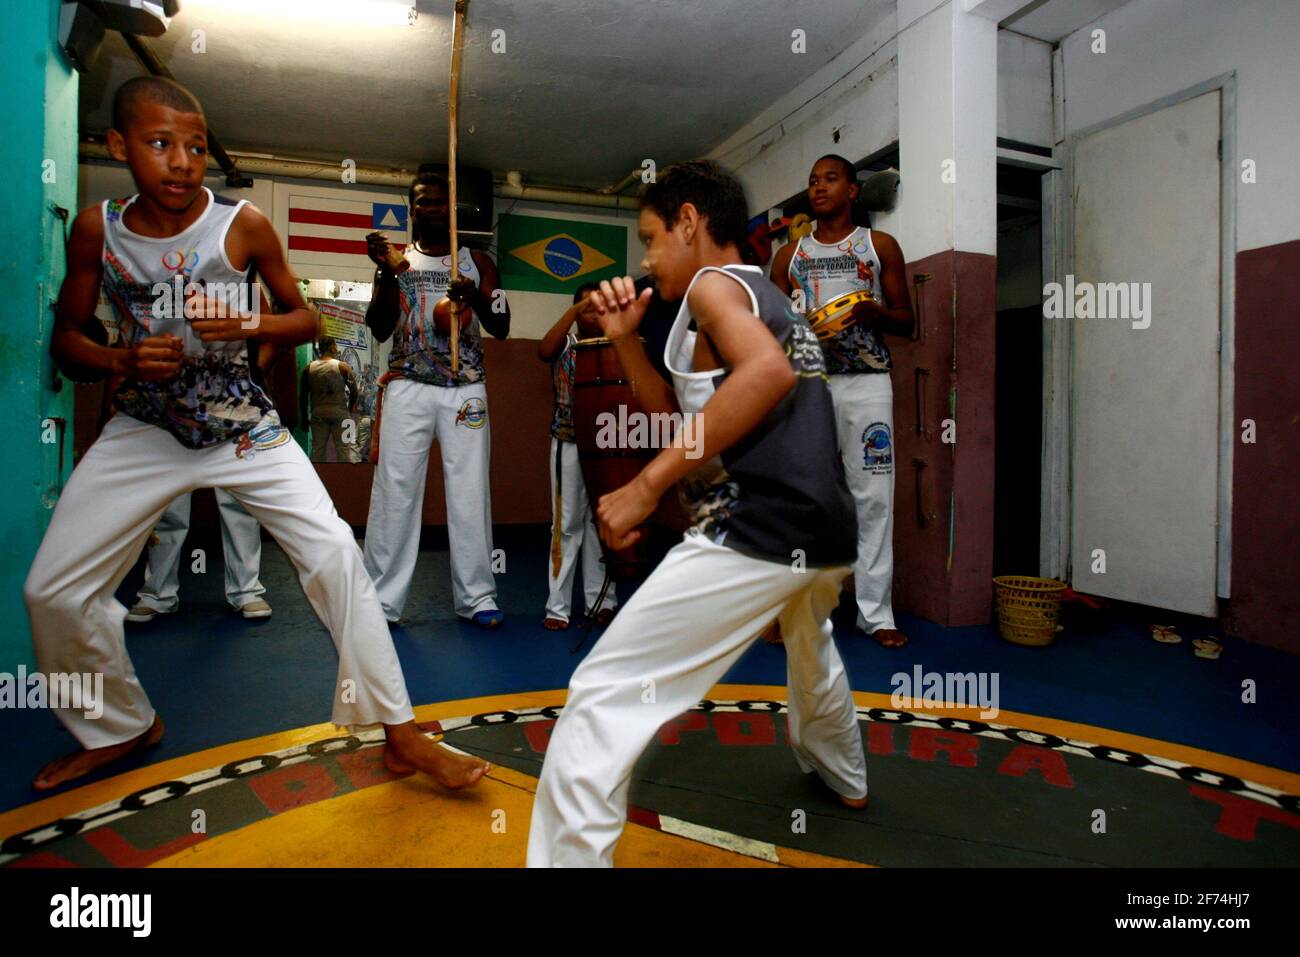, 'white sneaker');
125,605,171,623
240,599,273,620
